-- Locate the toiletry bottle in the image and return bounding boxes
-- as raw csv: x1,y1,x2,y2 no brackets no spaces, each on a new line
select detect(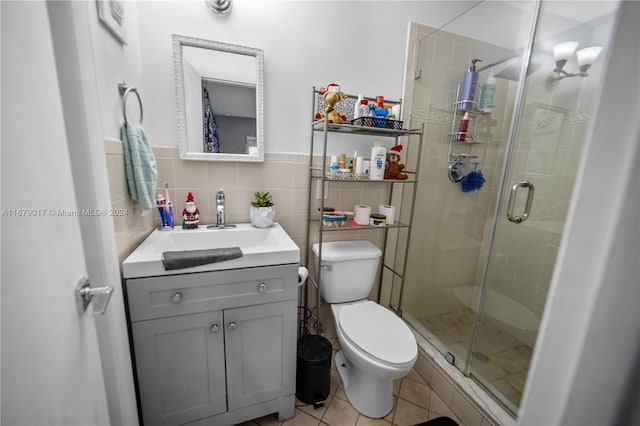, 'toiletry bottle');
358,99,369,121
458,112,470,141
349,151,358,174
338,153,346,169
458,58,481,112
479,70,496,113
370,144,386,180
353,94,364,120
368,104,376,117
